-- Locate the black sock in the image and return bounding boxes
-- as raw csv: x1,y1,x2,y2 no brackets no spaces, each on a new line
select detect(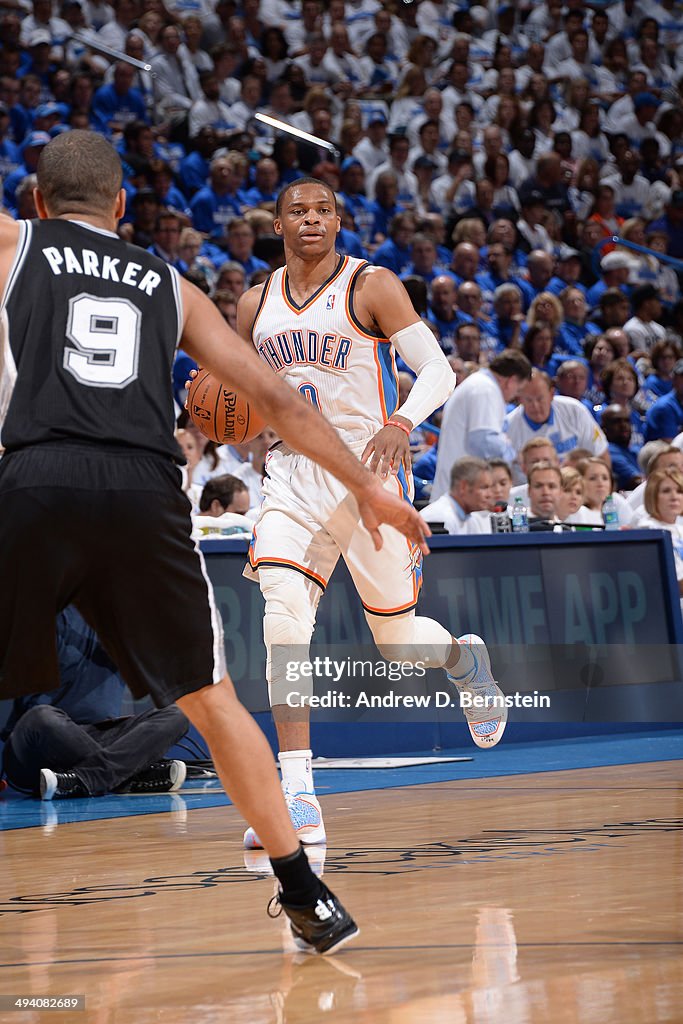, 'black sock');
270,845,322,906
